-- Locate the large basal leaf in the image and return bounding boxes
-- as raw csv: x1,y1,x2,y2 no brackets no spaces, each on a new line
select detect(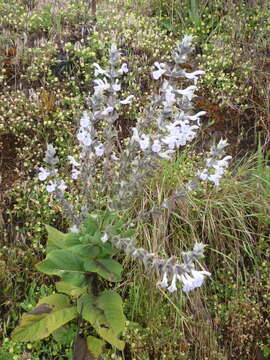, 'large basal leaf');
77,294,103,326
87,336,105,357
36,249,85,276
68,244,101,259
56,281,87,297
45,225,69,253
36,294,71,310
52,325,75,345
97,290,125,335
84,258,122,282
61,272,87,287
96,327,125,351
11,305,77,342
